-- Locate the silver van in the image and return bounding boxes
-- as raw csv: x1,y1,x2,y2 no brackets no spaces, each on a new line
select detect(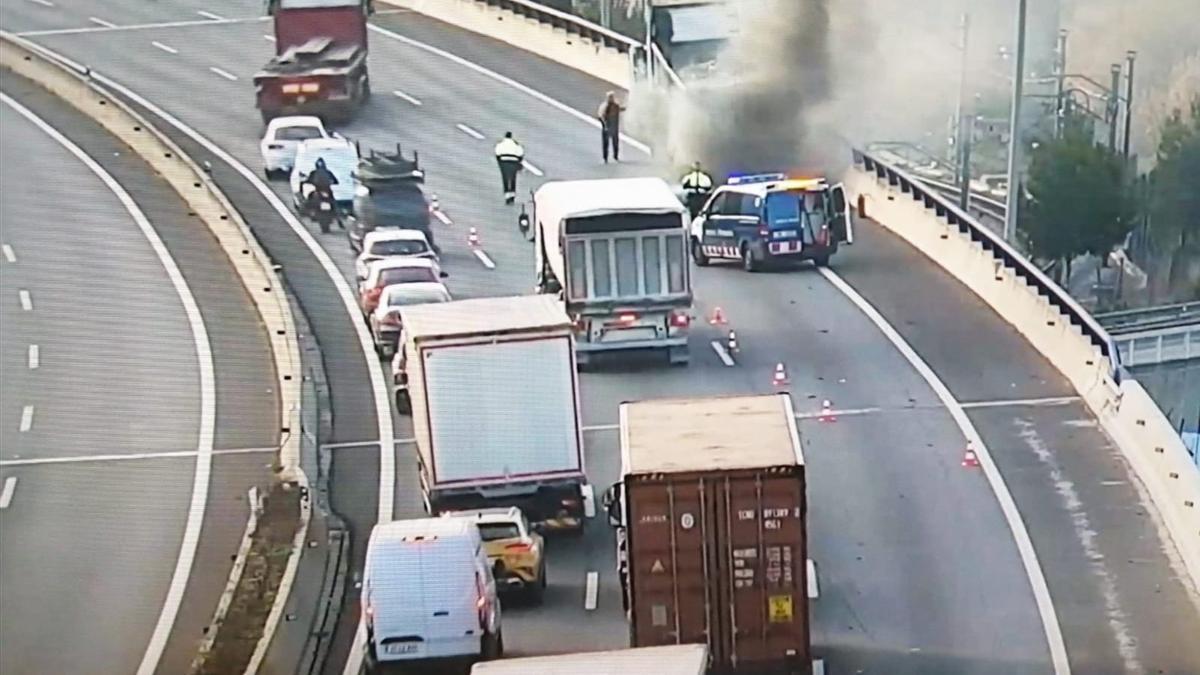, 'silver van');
362,517,504,670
